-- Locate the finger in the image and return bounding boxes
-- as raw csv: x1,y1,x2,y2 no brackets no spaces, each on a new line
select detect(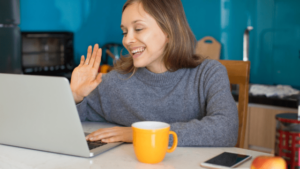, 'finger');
86,130,102,139
86,127,115,139
102,136,122,143
89,44,99,67
84,45,92,65
94,73,102,85
87,128,119,141
93,48,102,69
88,128,116,138
79,55,85,66
88,132,116,141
